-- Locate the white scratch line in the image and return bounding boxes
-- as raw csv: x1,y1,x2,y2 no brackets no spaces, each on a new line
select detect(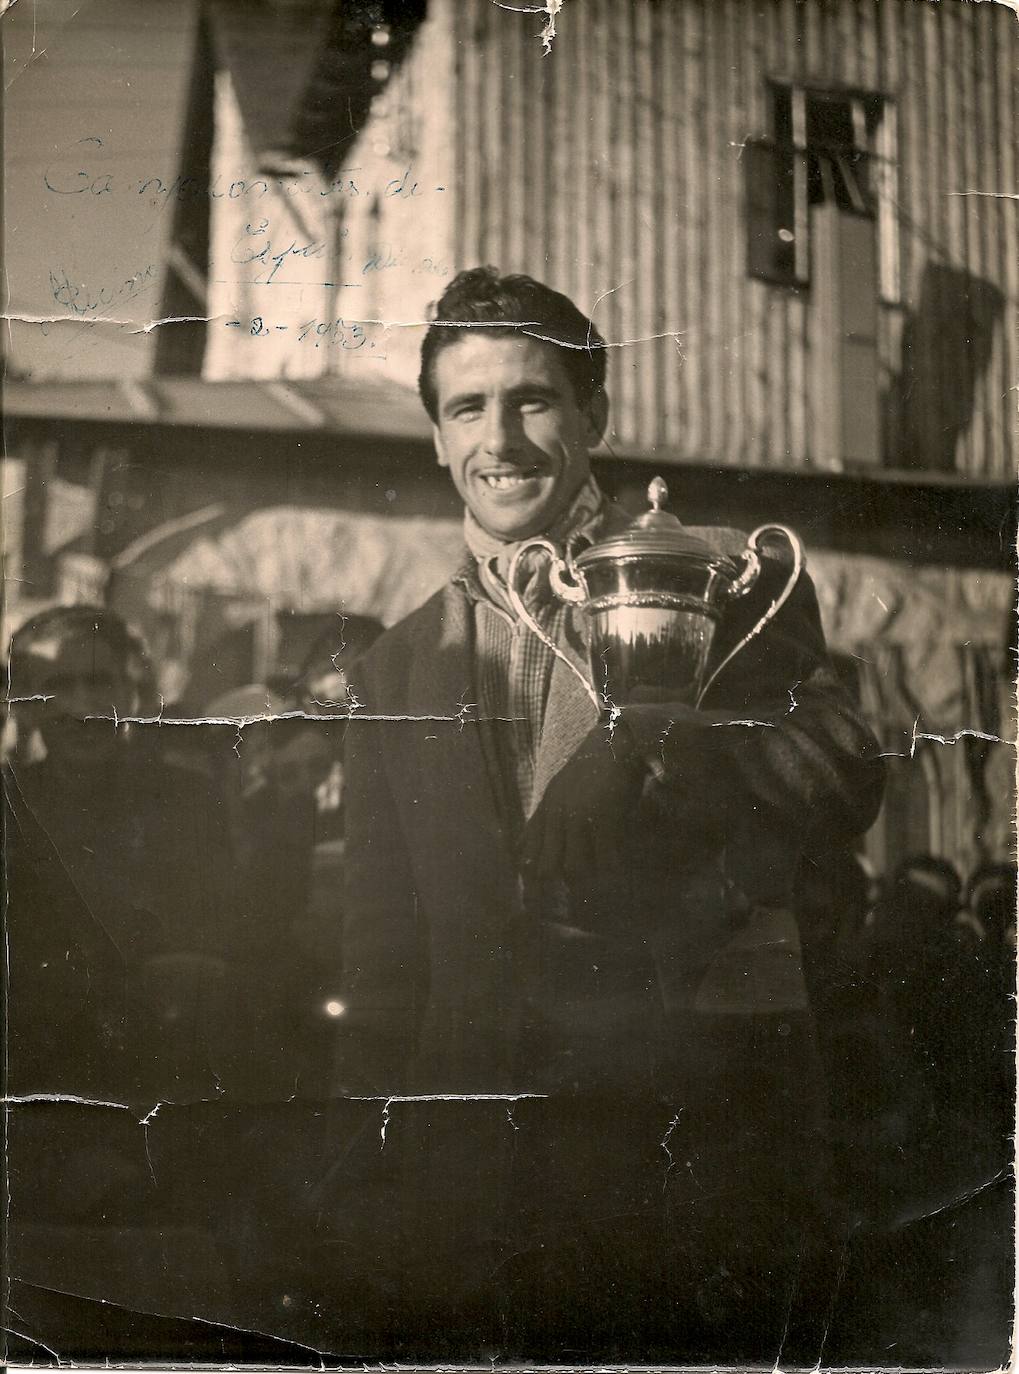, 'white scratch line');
379,1097,391,1148
1,311,139,327
710,717,776,729
945,189,1019,200
529,325,688,352
491,0,565,54
349,1092,548,1102
539,0,566,54
878,717,1012,759
130,314,224,334
3,1275,343,1357
4,1091,222,1127
84,709,487,727
660,1110,682,1188
3,1325,64,1365
5,311,228,331
587,277,636,352
236,316,688,351
4,1091,129,1112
